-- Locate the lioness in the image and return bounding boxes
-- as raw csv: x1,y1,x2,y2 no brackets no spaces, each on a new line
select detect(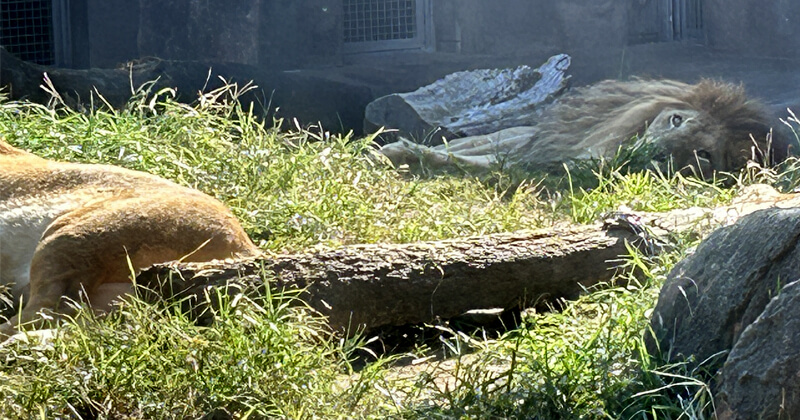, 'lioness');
0,139,261,337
